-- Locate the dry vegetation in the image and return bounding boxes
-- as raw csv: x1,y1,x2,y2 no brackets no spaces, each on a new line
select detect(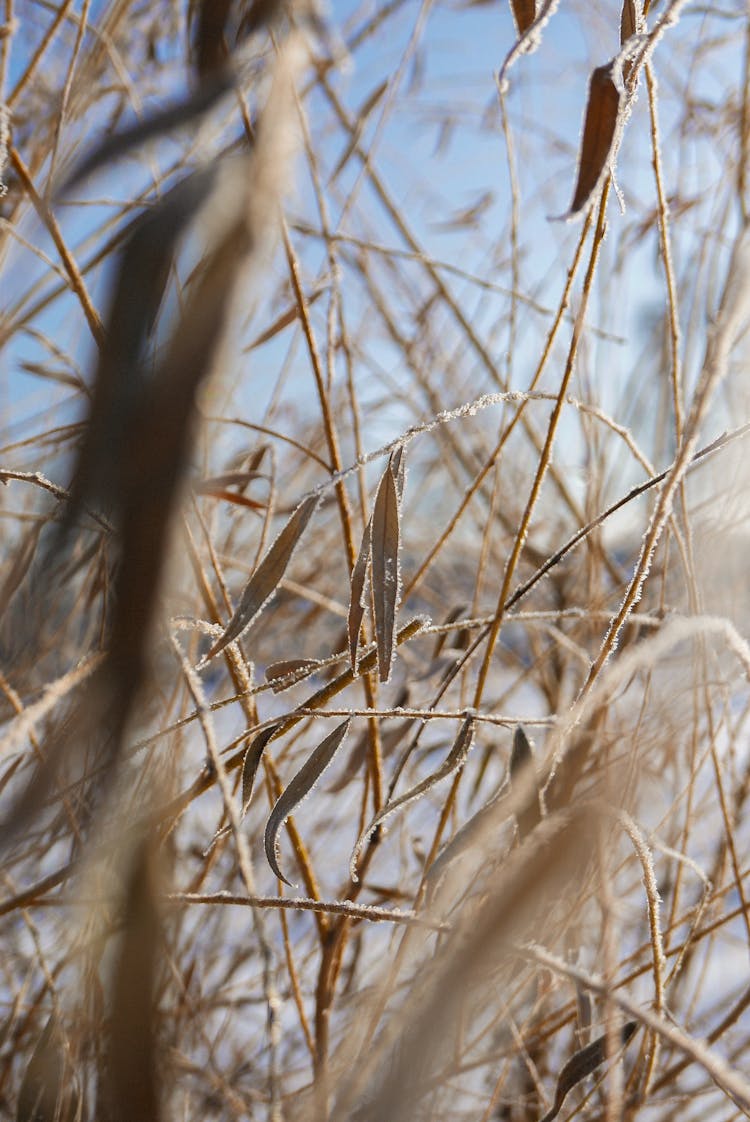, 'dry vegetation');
2,0,750,1119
